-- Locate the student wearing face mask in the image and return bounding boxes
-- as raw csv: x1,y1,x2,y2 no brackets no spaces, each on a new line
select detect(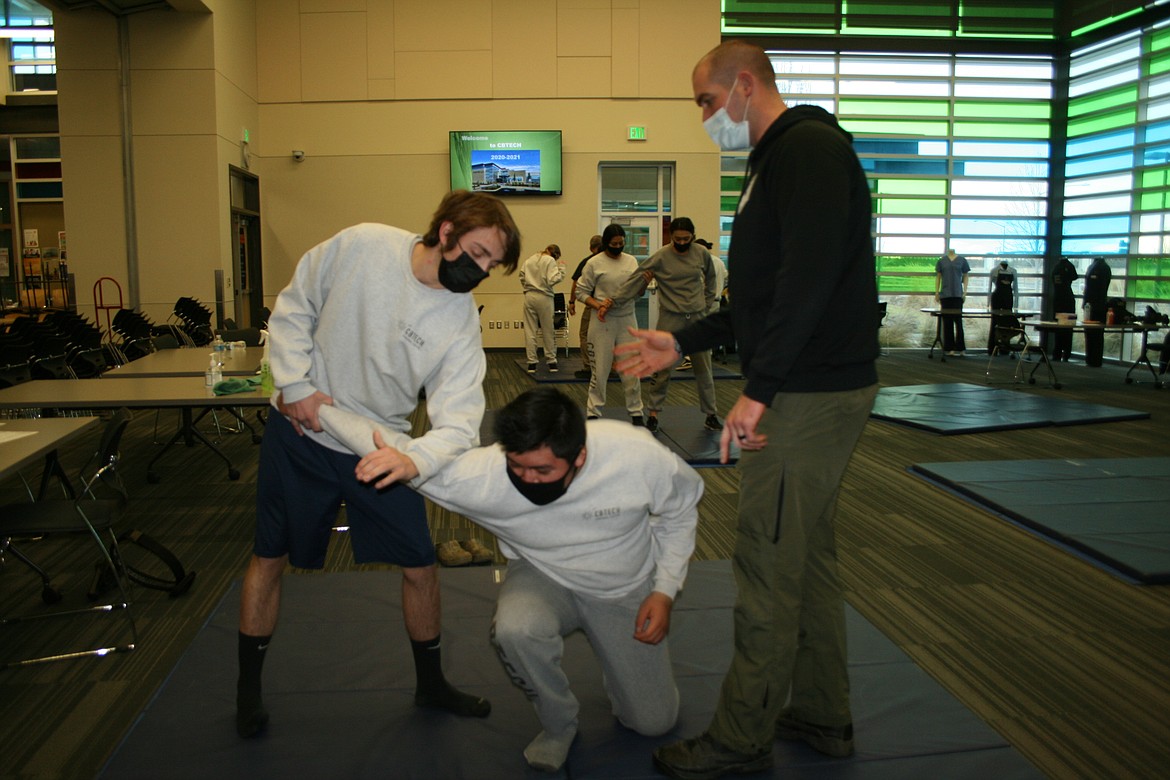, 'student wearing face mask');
325,386,702,774
234,190,521,739
576,224,646,423
615,217,722,432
